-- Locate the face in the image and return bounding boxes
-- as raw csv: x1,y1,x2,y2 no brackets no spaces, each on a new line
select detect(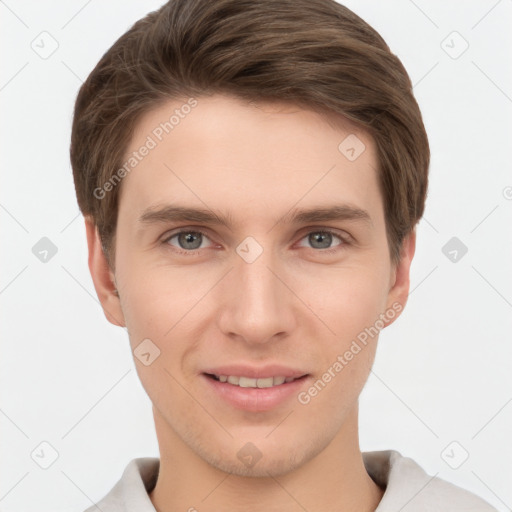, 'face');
87,94,414,477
